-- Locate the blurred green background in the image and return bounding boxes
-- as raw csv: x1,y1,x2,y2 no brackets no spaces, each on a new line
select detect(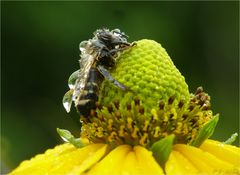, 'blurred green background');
1,1,239,173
